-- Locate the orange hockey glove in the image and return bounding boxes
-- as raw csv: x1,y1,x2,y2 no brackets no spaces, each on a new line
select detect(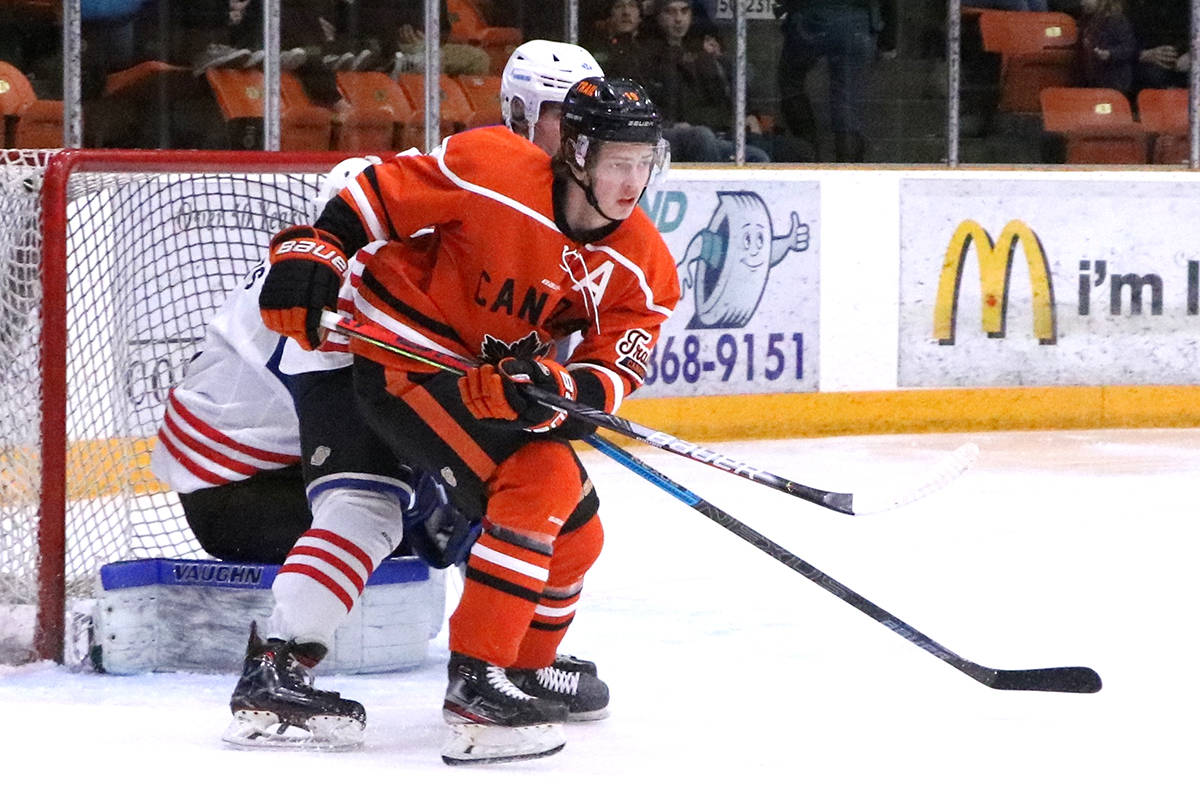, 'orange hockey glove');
458,357,577,434
259,226,348,350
